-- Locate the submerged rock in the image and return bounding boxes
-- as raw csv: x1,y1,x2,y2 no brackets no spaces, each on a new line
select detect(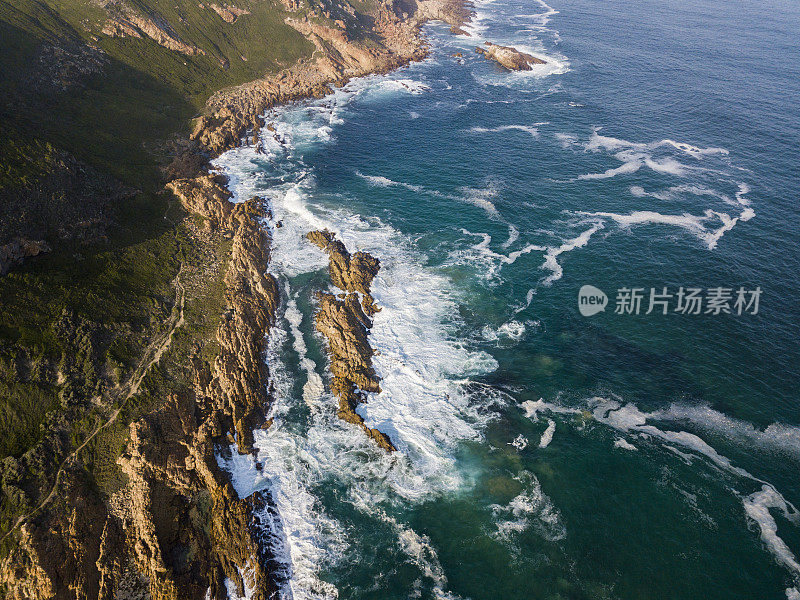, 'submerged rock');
475,41,546,71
